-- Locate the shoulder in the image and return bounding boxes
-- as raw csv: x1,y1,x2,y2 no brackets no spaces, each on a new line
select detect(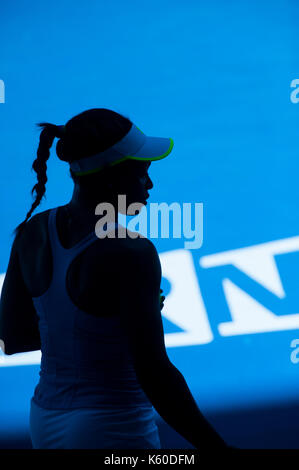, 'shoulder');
18,209,51,235
117,232,160,263
16,209,51,252
115,235,162,287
